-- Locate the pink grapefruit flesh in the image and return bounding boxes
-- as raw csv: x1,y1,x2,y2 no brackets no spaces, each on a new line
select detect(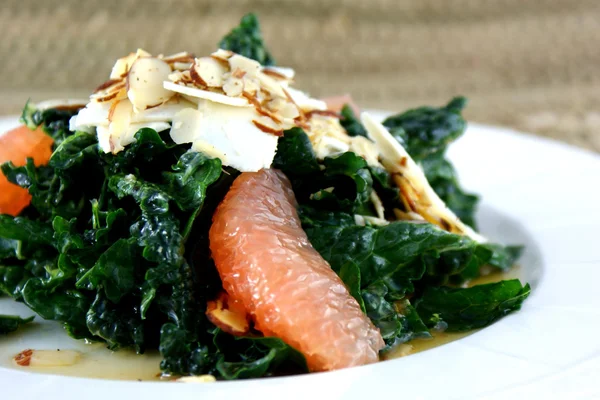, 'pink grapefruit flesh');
209,169,384,371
